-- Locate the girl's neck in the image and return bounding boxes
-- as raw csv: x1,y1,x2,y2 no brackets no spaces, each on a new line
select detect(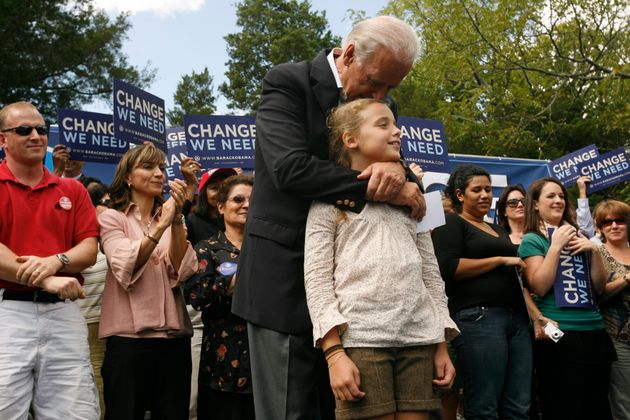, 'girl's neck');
349,156,372,172
224,224,244,250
